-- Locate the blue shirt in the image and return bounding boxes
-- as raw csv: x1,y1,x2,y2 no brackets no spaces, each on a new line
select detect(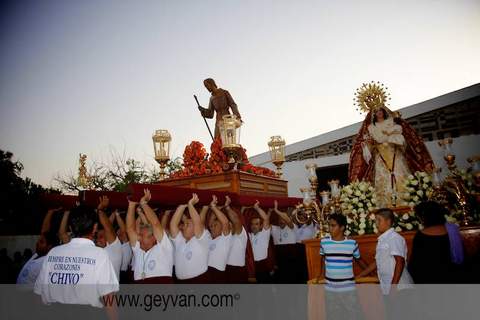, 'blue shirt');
320,237,360,291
